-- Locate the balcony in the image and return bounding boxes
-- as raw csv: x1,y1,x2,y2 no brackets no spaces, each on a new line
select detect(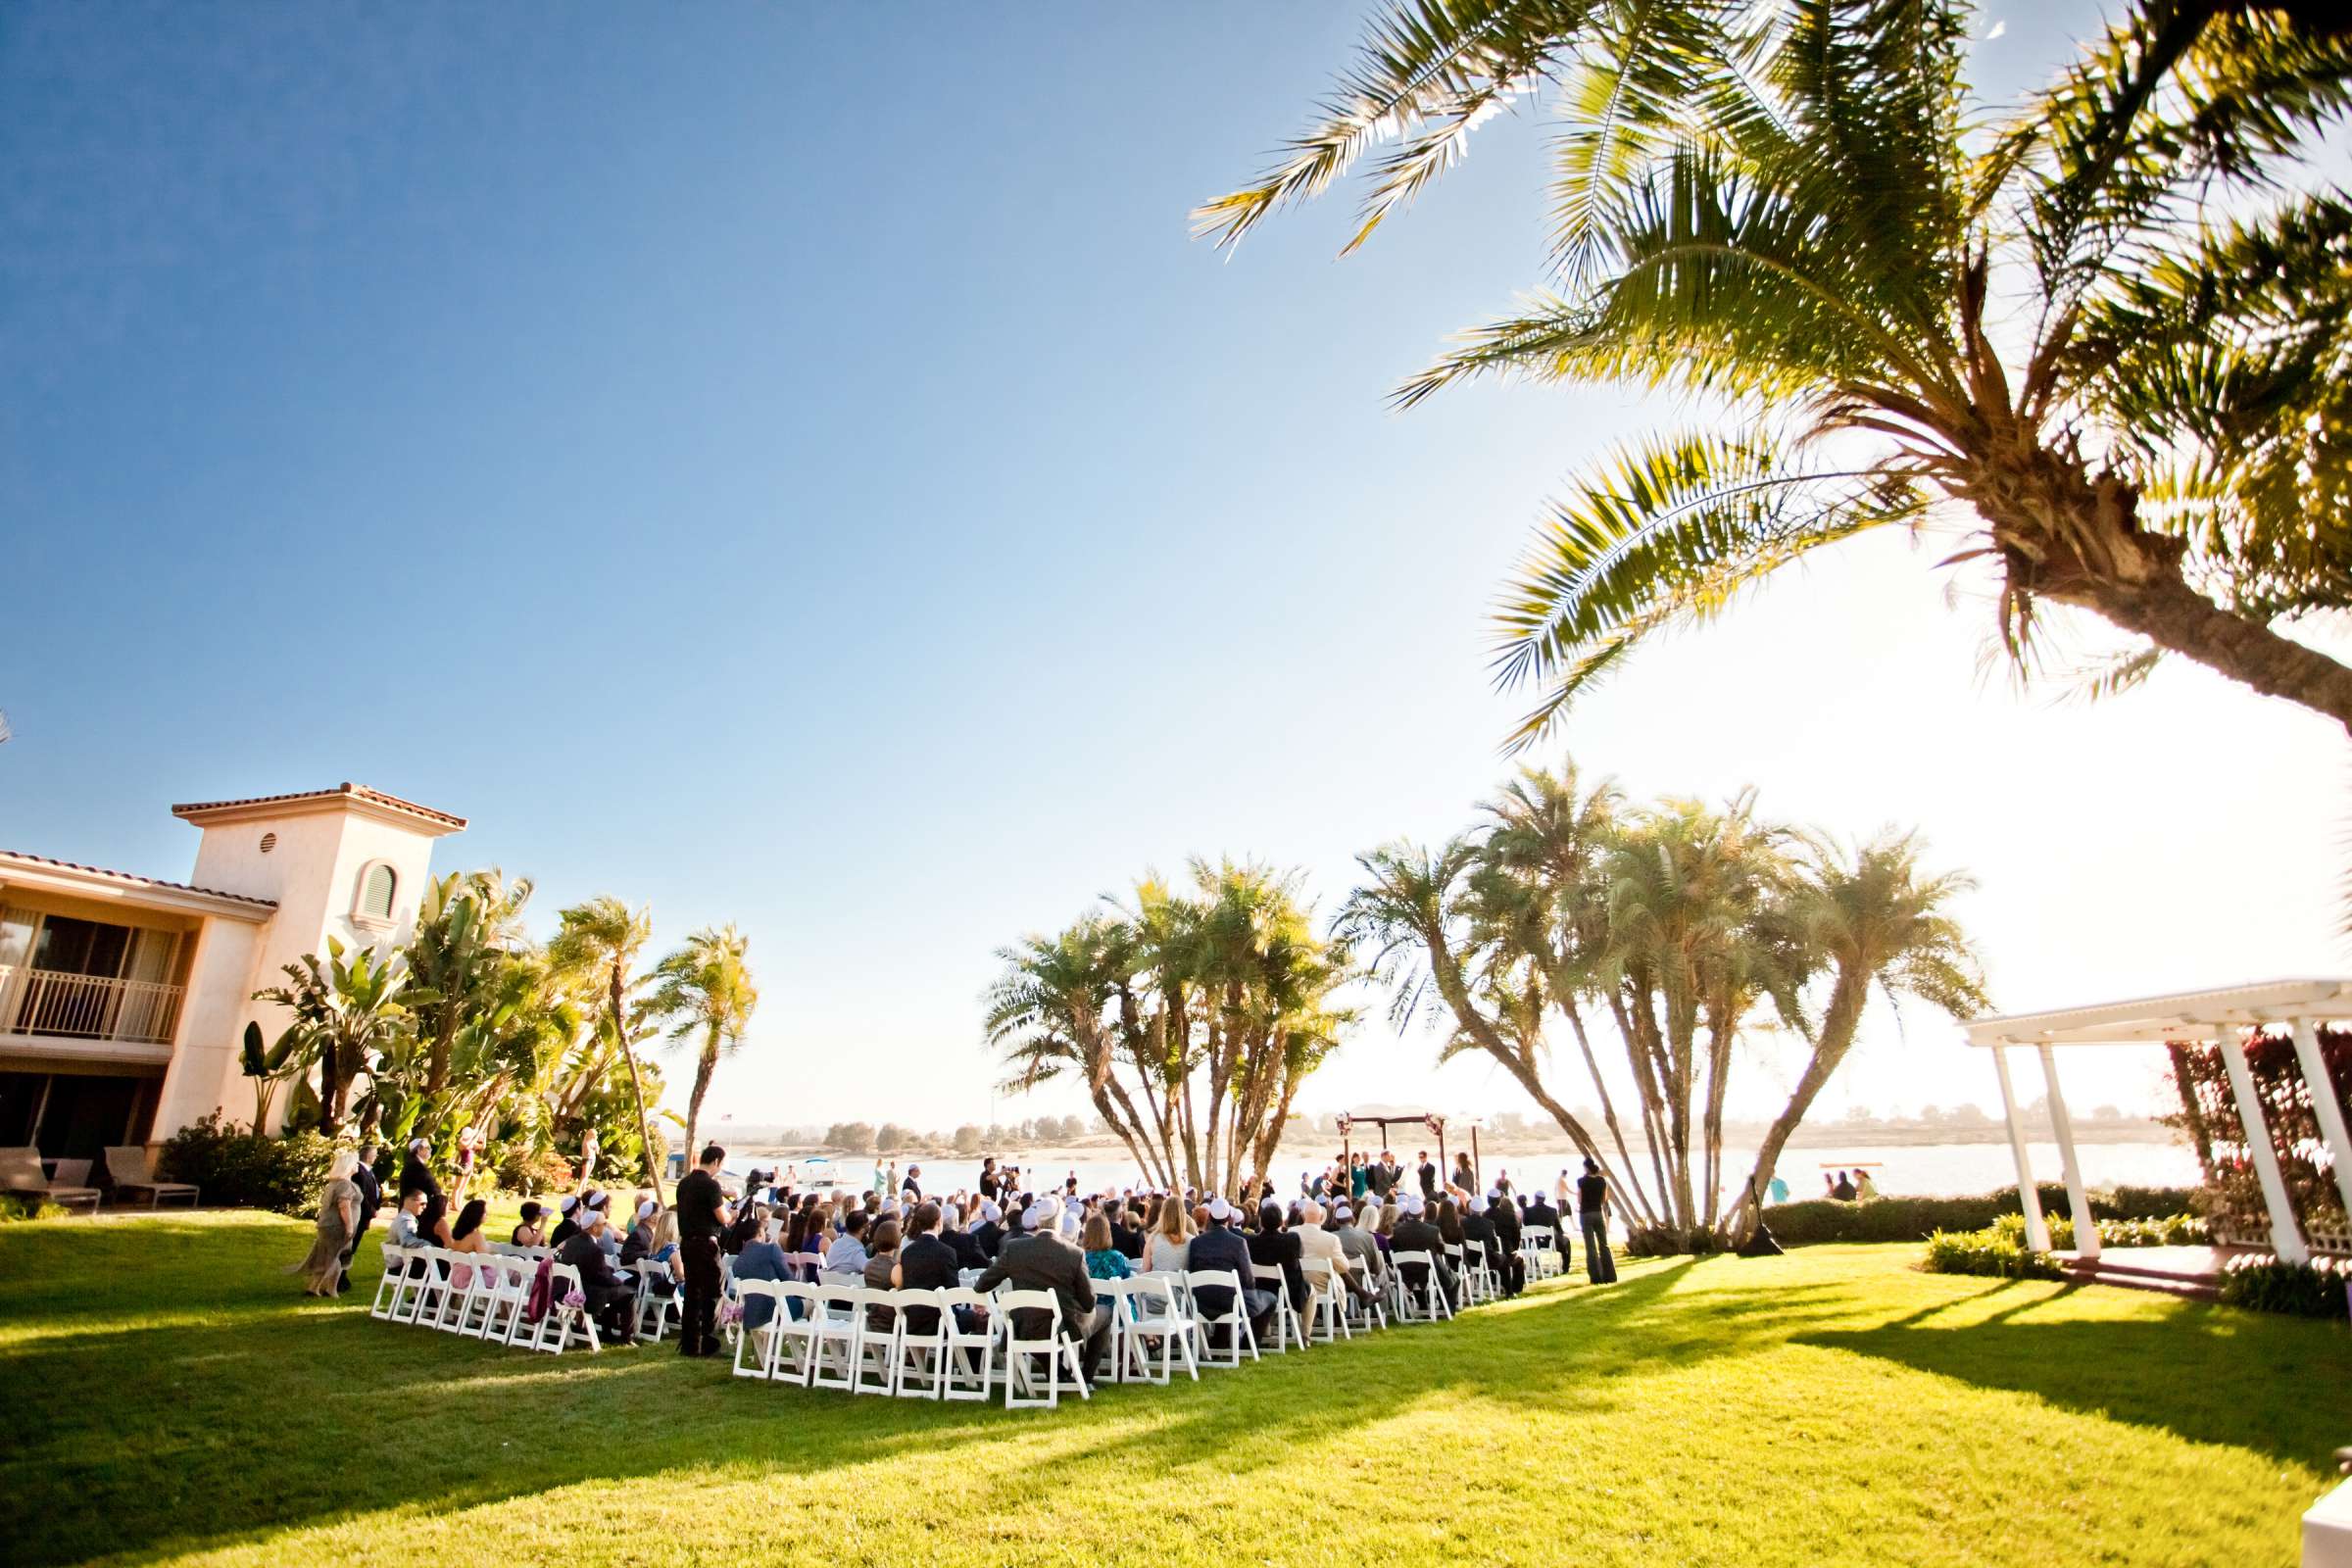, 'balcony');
0,965,185,1047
